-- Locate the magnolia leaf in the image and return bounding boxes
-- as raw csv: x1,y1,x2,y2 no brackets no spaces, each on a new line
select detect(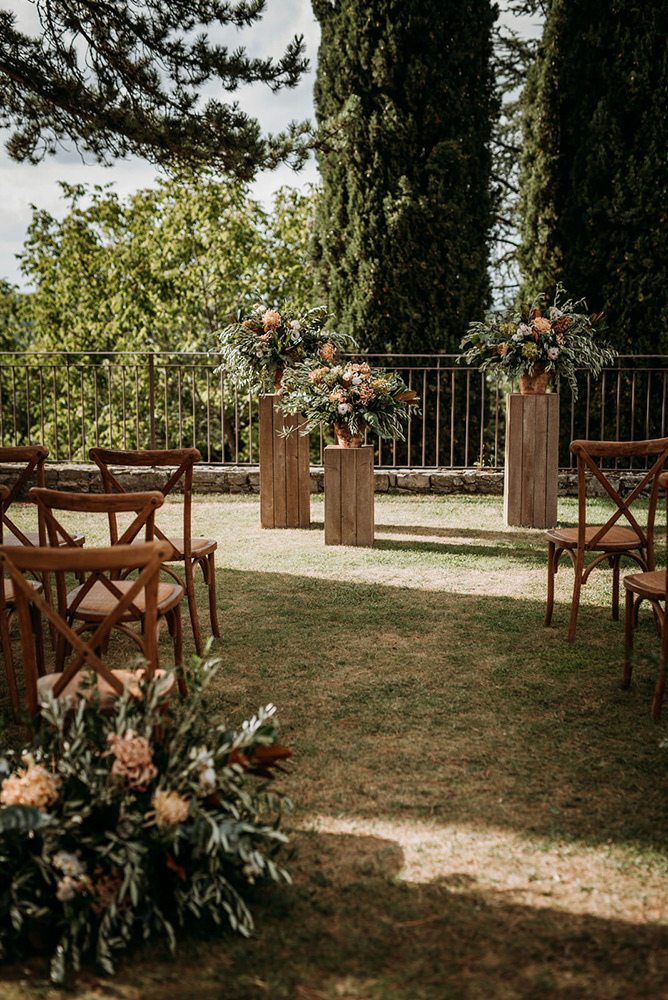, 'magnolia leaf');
0,805,53,834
